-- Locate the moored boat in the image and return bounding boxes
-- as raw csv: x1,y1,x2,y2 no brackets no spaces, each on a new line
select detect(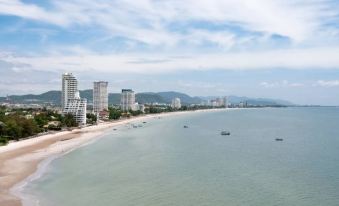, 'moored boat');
221,131,230,135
